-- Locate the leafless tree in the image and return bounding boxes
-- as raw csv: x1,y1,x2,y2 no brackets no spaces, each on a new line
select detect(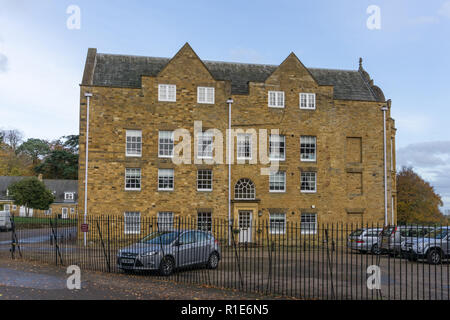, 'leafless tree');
1,129,23,151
